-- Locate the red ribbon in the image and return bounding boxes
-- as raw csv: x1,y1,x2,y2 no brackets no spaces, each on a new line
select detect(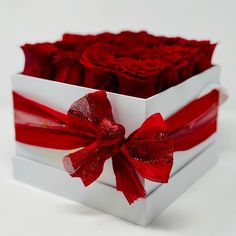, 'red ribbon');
13,89,219,204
